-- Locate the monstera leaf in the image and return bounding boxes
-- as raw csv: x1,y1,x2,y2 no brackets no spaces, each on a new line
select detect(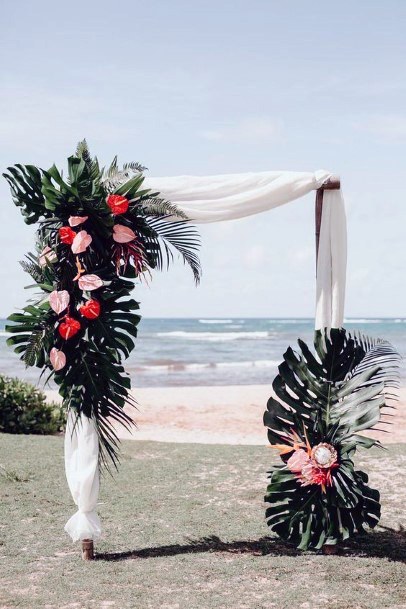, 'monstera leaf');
264,328,399,550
